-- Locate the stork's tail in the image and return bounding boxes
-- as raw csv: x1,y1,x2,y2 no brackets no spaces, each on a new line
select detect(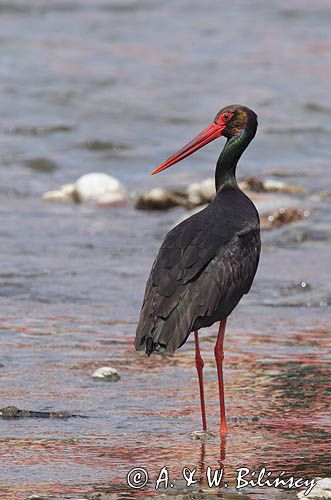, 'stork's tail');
135,320,168,355
135,303,194,355
145,337,156,356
